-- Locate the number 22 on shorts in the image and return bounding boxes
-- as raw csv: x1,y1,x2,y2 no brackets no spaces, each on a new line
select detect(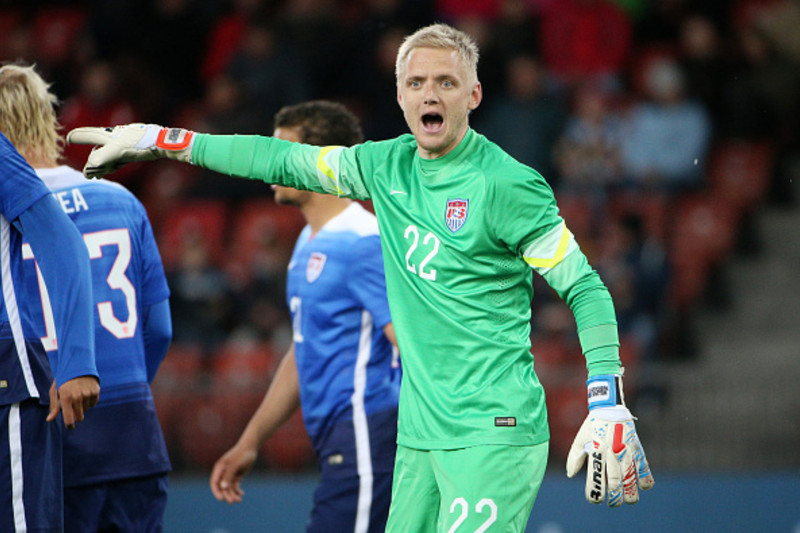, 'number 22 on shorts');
448,497,498,533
